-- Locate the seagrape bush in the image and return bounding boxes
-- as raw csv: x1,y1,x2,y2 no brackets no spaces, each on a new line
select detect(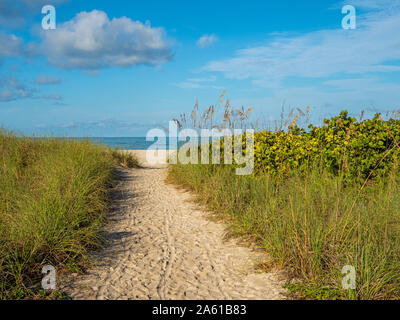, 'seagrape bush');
253,111,400,180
